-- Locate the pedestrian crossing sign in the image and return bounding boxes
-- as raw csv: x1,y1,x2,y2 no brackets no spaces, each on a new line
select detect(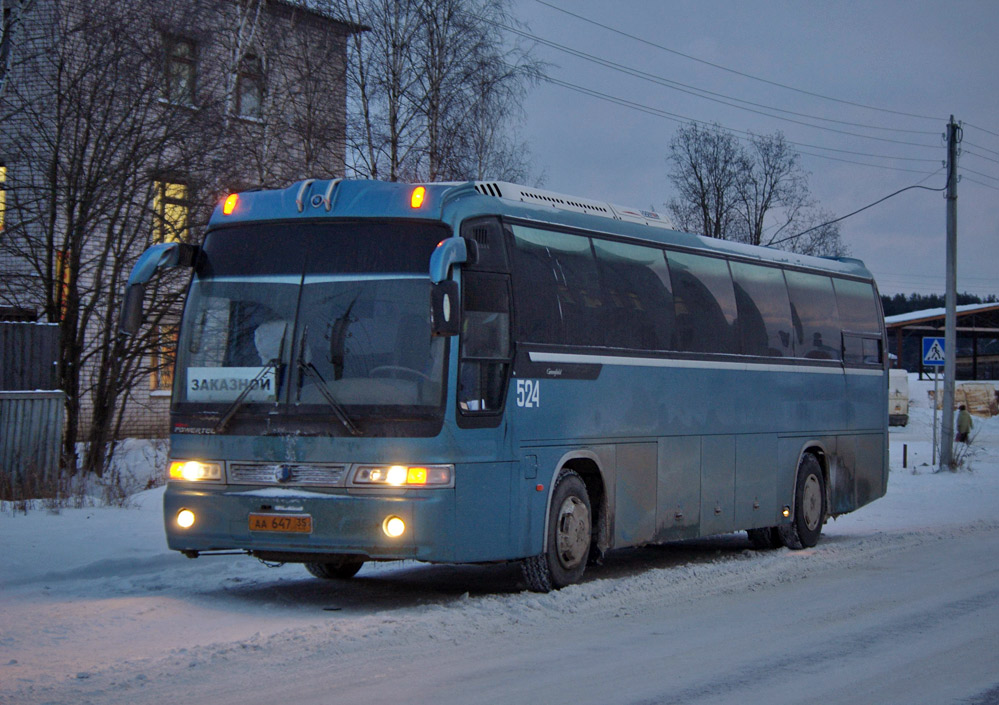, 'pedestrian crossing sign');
922,337,946,366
